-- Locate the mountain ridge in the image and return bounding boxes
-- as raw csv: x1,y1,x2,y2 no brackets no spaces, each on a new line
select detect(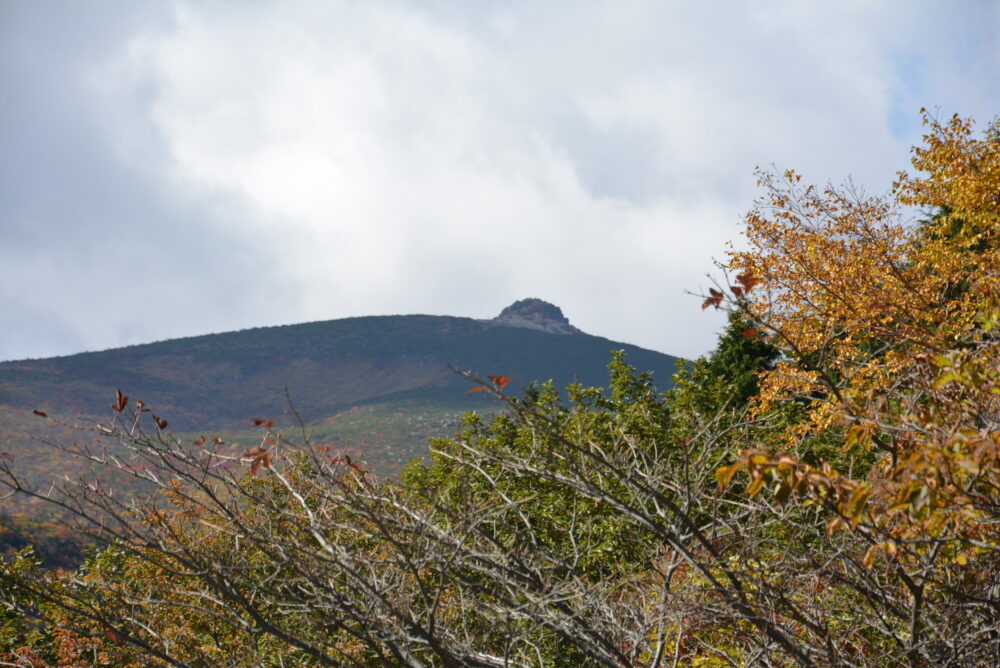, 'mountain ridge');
0,299,679,480
1,297,590,363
